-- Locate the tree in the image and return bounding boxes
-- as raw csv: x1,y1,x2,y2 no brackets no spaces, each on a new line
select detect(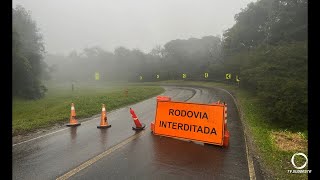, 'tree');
221,0,308,129
162,36,222,79
12,5,48,99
